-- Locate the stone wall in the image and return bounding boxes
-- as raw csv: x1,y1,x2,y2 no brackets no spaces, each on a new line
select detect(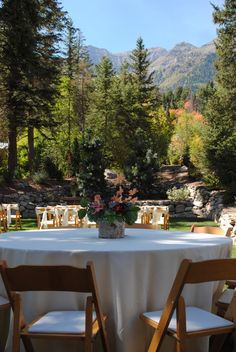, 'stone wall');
0,184,69,218
140,183,226,220
0,181,234,225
